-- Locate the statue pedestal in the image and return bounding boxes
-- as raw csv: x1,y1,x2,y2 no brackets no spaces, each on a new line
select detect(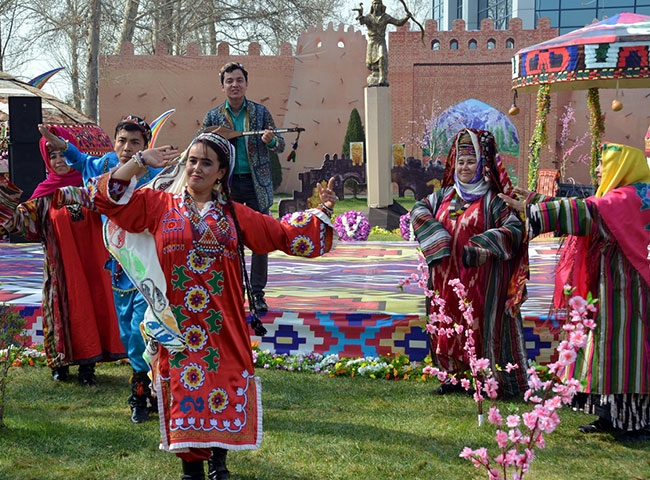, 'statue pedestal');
365,86,404,230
